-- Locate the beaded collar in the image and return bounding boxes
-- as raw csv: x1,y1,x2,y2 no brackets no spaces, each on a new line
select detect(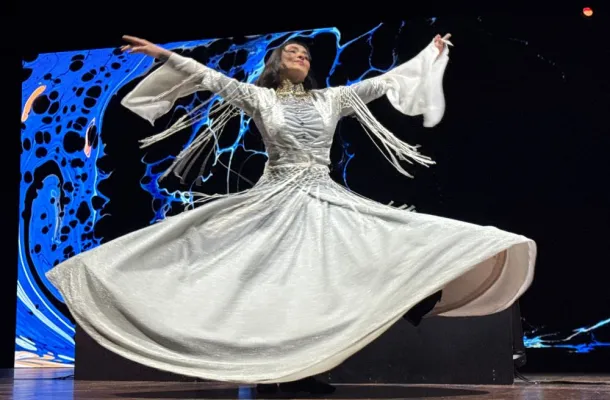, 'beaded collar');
275,79,310,99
